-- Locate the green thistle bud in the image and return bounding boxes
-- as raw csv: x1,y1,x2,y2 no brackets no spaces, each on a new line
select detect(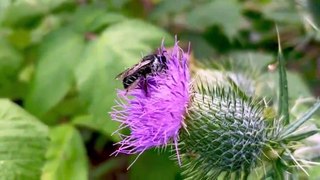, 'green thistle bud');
180,87,270,179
